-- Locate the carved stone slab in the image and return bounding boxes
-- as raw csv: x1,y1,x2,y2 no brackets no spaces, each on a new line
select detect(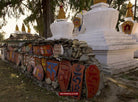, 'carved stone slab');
14,52,18,64
33,64,44,81
53,44,63,58
17,53,23,66
58,60,71,92
40,45,53,56
9,51,12,61
26,44,33,54
46,60,59,81
6,51,10,61
27,56,35,73
71,64,85,99
85,65,100,98
41,58,47,75
33,45,40,55
11,51,14,62
34,56,41,66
